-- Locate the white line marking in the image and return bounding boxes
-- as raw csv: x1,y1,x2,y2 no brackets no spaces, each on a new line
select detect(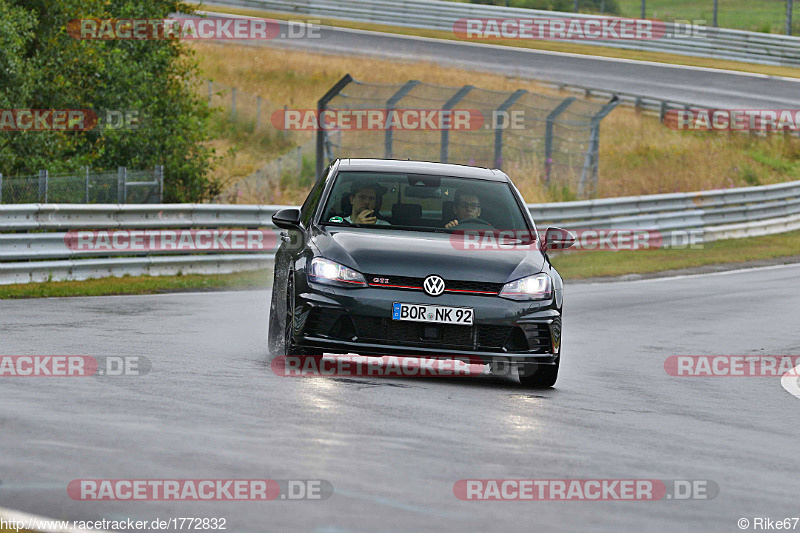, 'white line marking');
199,8,800,82
578,261,800,286
781,364,800,399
